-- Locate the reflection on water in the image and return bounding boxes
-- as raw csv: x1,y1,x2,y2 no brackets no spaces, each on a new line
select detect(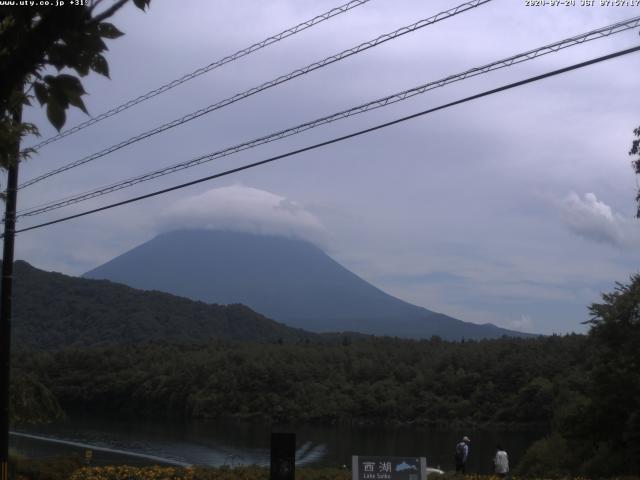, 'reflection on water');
10,432,191,467
11,416,545,473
